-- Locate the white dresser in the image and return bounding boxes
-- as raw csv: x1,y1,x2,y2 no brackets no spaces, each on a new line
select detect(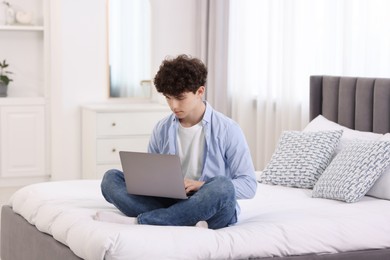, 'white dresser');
0,99,47,186
81,103,171,179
